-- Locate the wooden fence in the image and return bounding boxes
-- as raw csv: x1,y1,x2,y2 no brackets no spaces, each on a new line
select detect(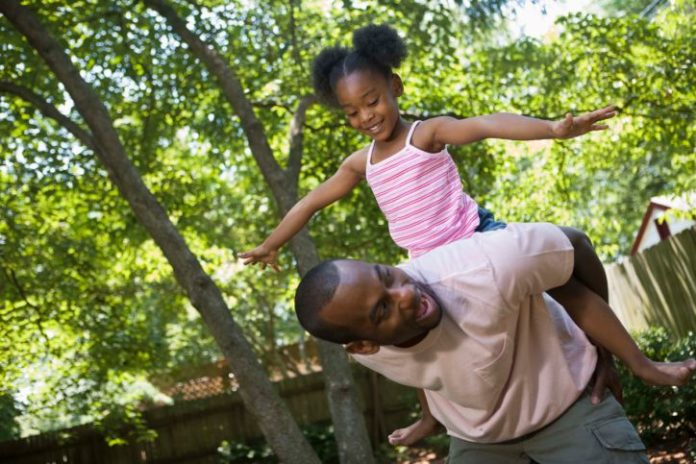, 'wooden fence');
606,227,696,338
0,365,416,464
